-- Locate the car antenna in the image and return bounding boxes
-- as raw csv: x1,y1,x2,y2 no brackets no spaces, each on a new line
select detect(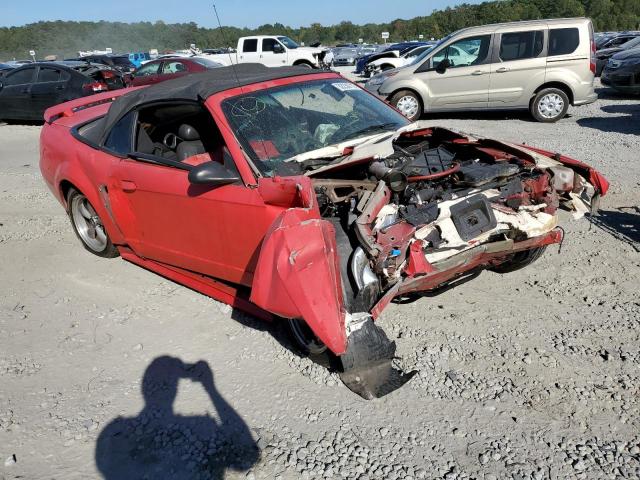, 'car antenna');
212,3,242,88
212,3,274,171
